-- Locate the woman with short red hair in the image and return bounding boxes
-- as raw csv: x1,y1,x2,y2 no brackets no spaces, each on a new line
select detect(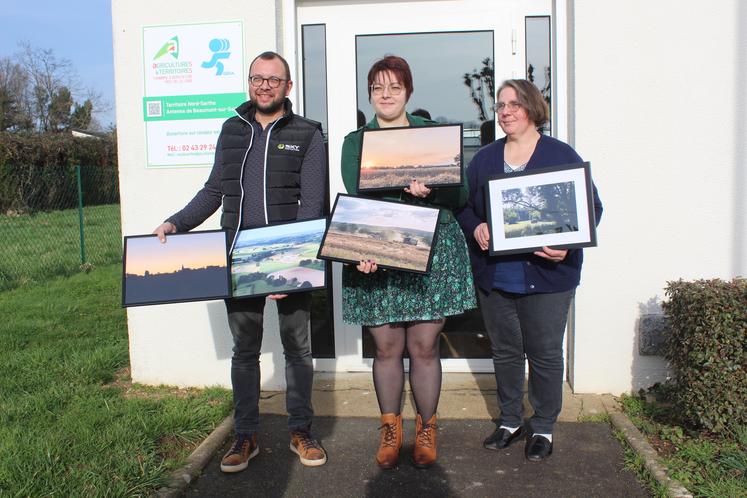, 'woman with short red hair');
340,55,476,469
